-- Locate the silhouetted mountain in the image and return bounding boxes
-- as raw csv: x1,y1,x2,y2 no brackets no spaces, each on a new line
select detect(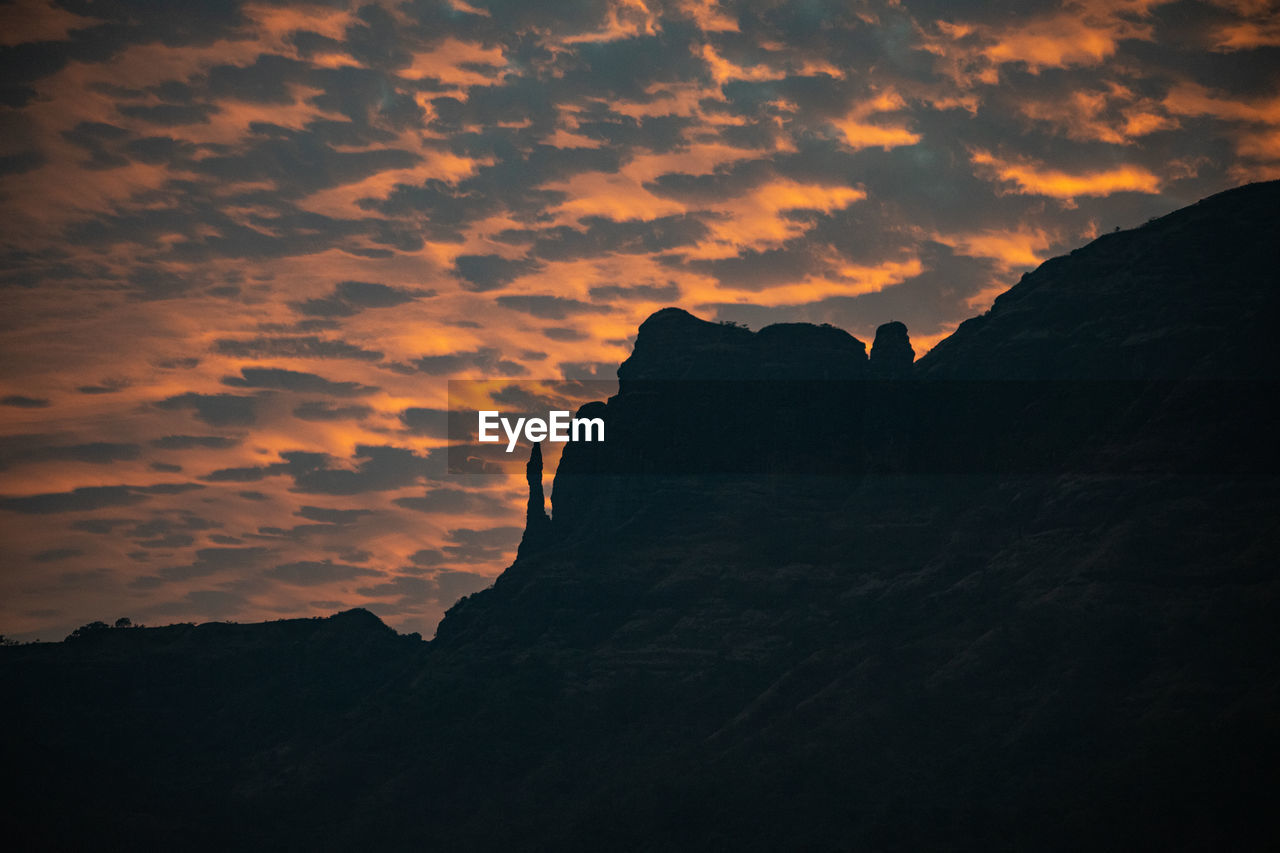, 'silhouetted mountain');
5,182,1280,851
